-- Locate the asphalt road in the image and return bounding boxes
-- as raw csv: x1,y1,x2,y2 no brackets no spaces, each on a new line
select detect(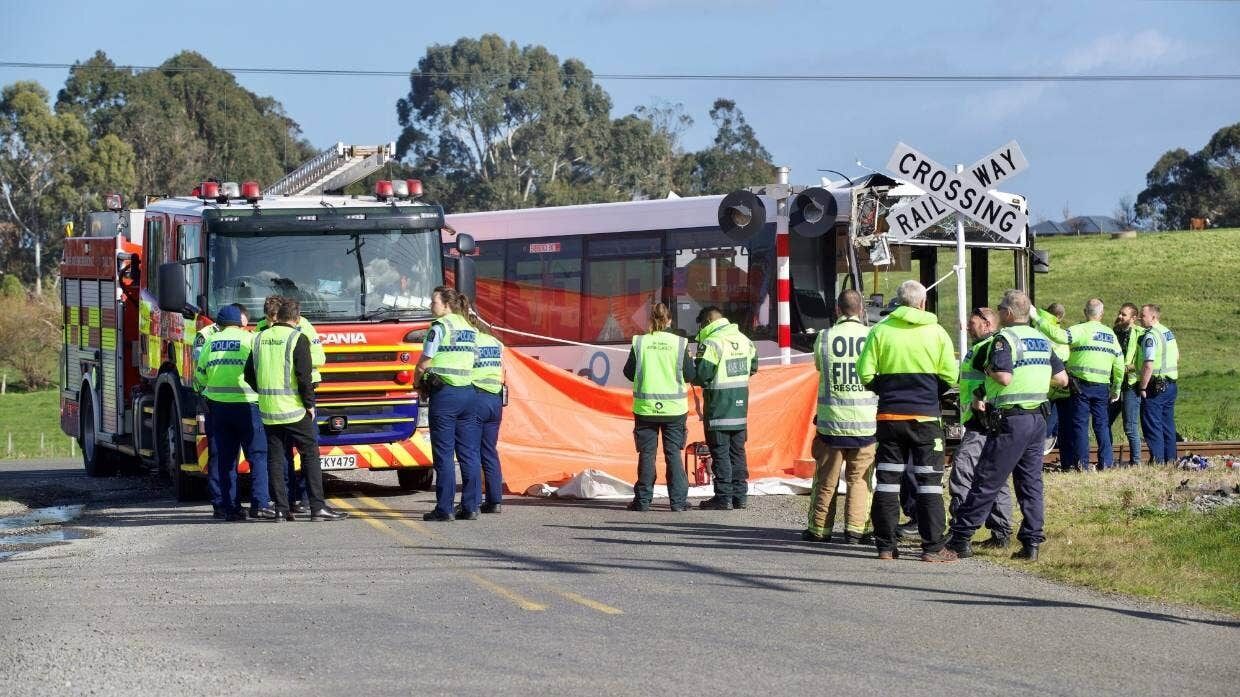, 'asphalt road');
1,459,1237,697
